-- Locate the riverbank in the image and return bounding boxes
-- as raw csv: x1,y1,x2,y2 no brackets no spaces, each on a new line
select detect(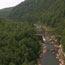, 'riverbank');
45,35,65,65
34,24,65,65
38,37,60,65
56,44,65,65
38,43,47,65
